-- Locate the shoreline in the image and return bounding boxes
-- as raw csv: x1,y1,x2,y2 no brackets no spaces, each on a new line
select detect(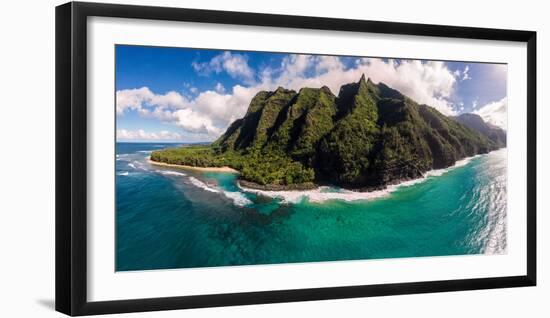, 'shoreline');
148,158,239,173
150,148,503,200
237,149,502,203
